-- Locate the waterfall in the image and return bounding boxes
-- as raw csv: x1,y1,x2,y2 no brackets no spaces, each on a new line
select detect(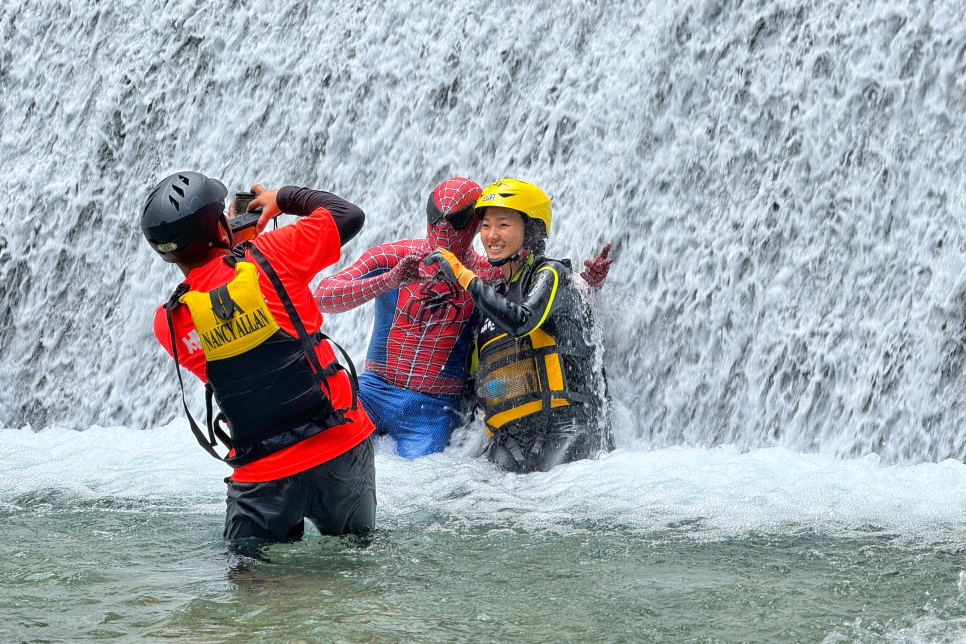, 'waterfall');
2,0,966,464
